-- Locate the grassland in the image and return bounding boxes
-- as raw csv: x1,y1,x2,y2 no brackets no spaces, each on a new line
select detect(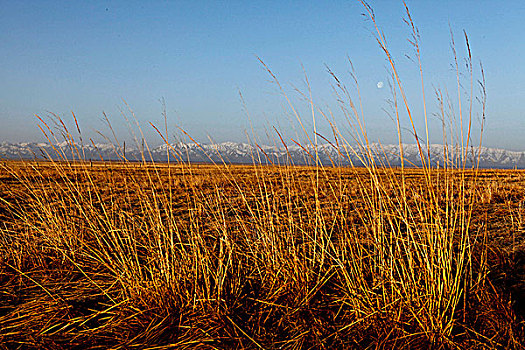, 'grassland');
0,3,521,347
0,160,524,349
